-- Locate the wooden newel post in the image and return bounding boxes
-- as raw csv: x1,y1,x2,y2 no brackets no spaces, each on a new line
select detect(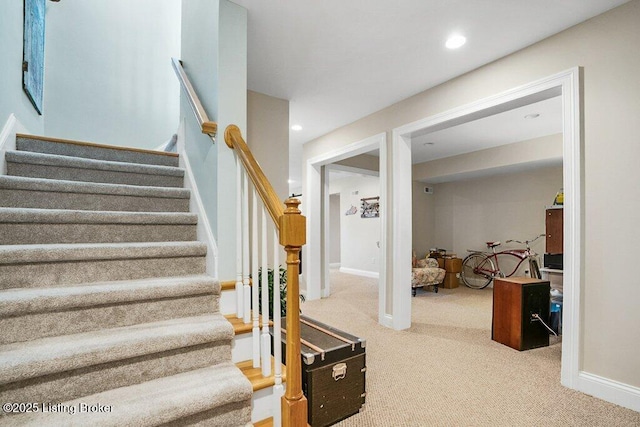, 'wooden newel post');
279,197,308,427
